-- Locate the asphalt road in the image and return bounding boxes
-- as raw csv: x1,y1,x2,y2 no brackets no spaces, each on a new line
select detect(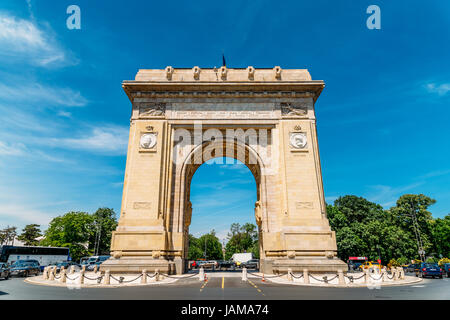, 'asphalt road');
0,272,449,300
